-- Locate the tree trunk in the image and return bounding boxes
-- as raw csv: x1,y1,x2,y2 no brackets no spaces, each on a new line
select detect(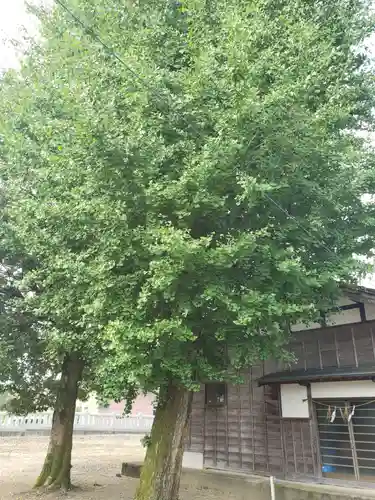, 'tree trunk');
34,353,84,491
135,382,193,500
